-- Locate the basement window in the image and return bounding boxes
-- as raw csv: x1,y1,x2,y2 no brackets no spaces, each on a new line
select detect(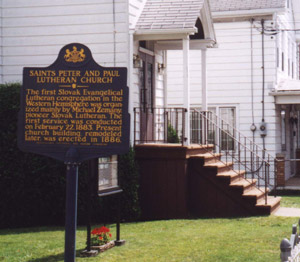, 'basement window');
98,155,121,196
